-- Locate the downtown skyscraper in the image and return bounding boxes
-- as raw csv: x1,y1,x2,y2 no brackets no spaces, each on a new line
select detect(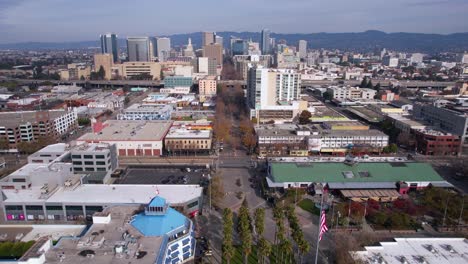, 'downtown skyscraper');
260,29,271,54
127,37,150,62
100,33,119,63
